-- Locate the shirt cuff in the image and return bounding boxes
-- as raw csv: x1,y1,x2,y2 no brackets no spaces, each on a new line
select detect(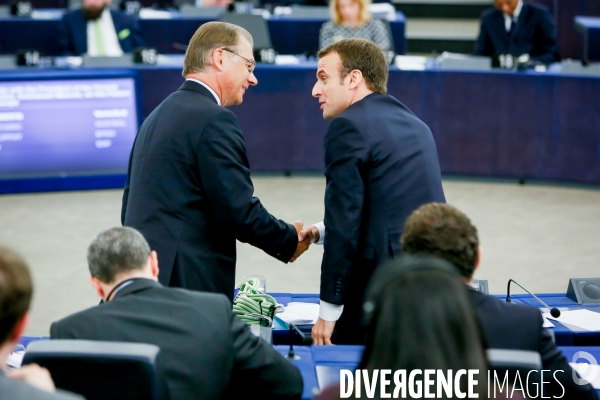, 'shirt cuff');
319,300,344,321
313,221,325,245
